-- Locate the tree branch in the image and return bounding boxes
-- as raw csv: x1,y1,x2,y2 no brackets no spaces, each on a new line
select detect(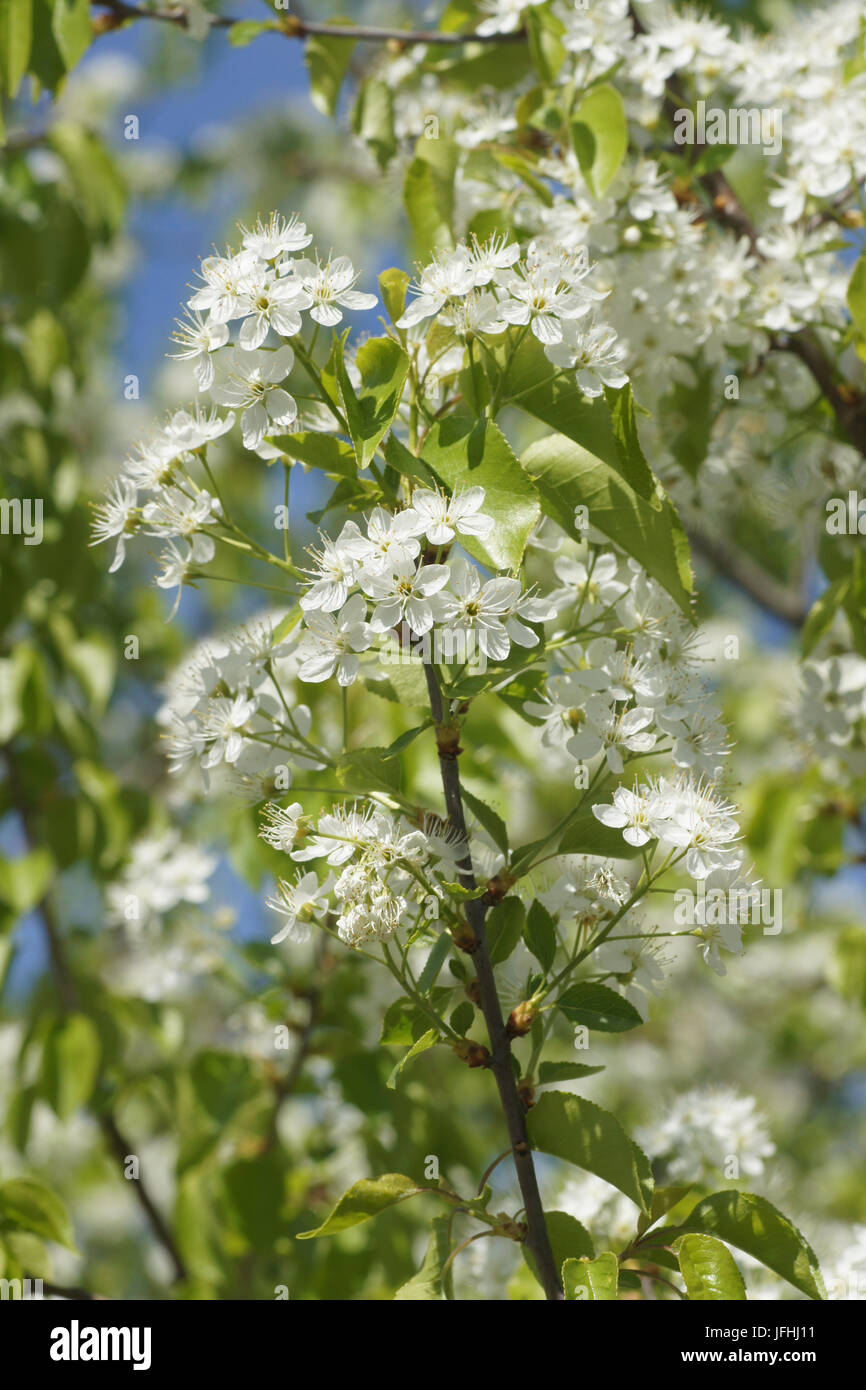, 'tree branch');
687,527,808,625
1,749,188,1288
422,666,563,1301
93,2,527,45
